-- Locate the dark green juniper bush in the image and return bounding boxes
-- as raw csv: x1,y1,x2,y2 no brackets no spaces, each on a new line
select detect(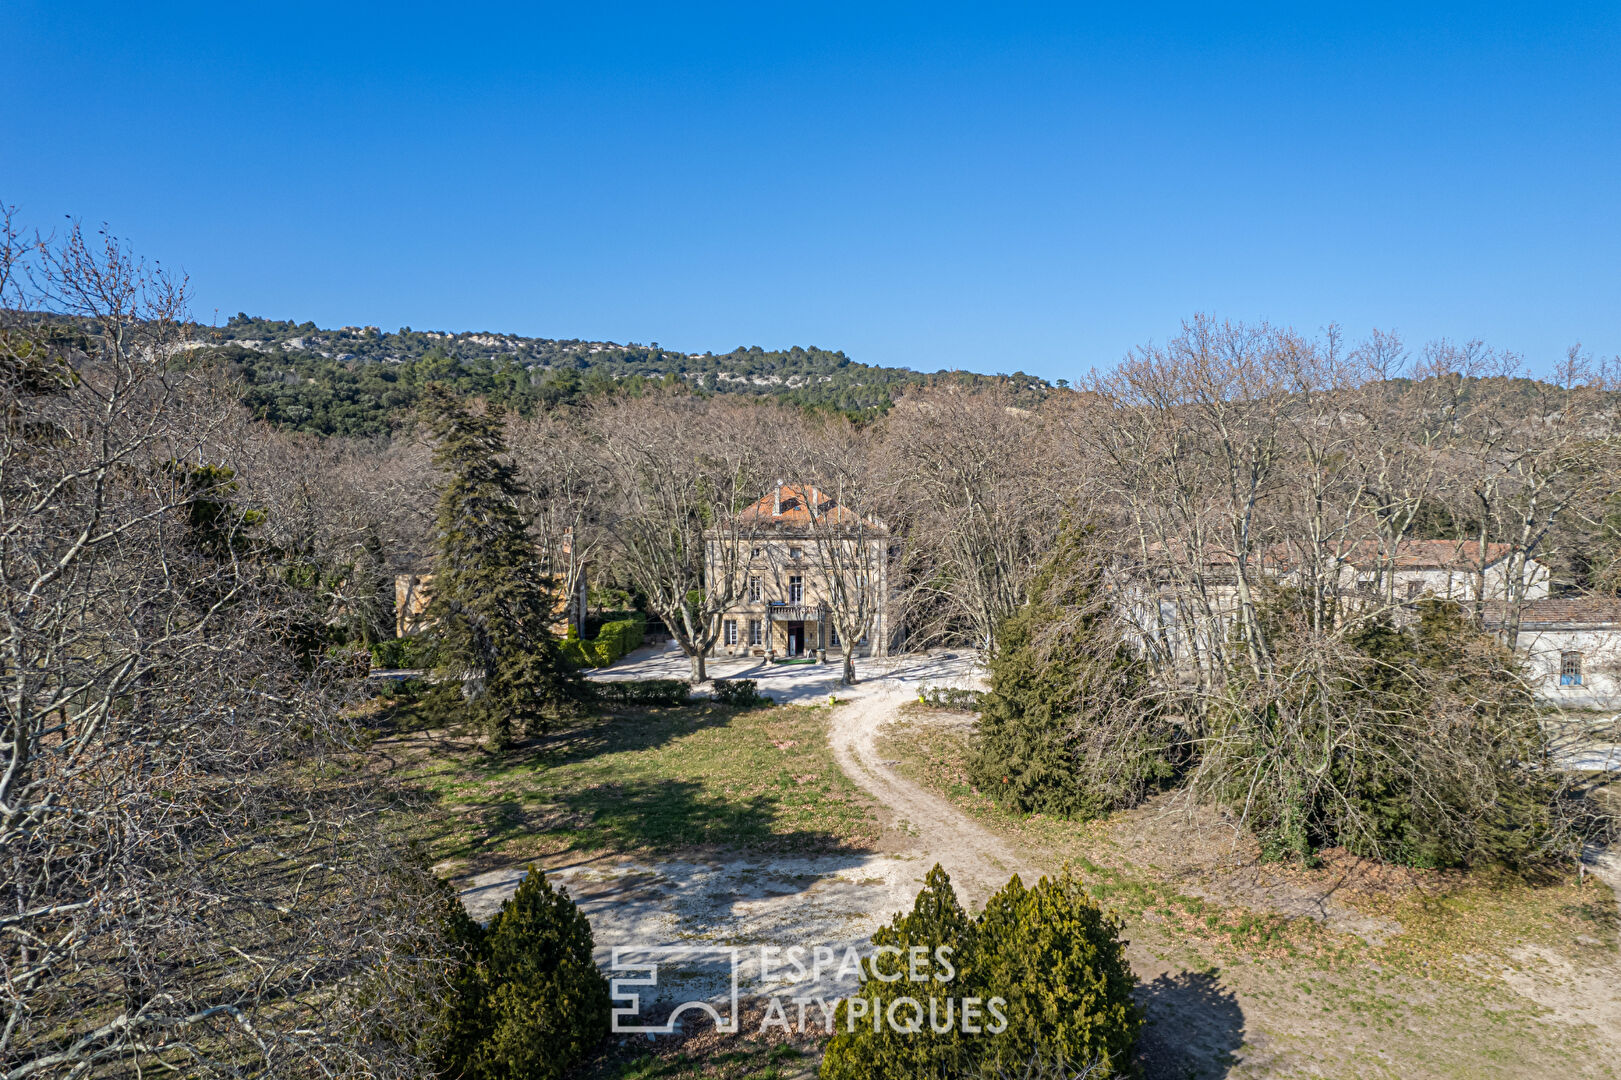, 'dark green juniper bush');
820,865,1140,1080
428,866,610,1080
